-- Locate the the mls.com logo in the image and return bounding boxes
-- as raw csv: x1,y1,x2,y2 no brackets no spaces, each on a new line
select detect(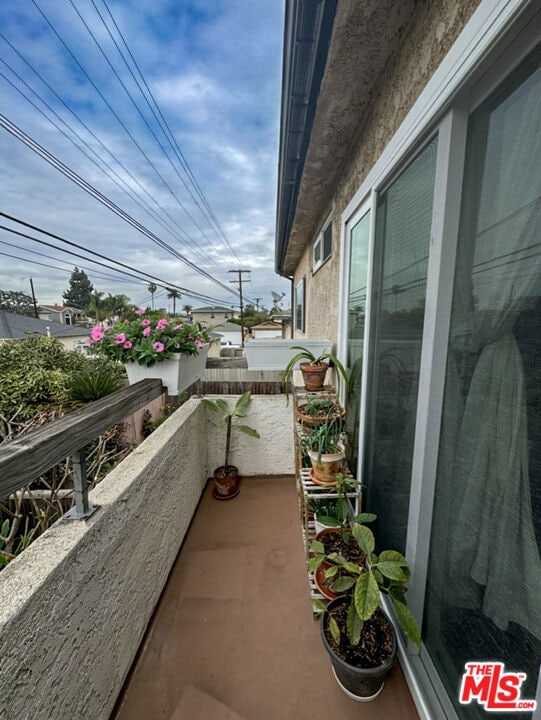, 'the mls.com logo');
459,662,537,712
